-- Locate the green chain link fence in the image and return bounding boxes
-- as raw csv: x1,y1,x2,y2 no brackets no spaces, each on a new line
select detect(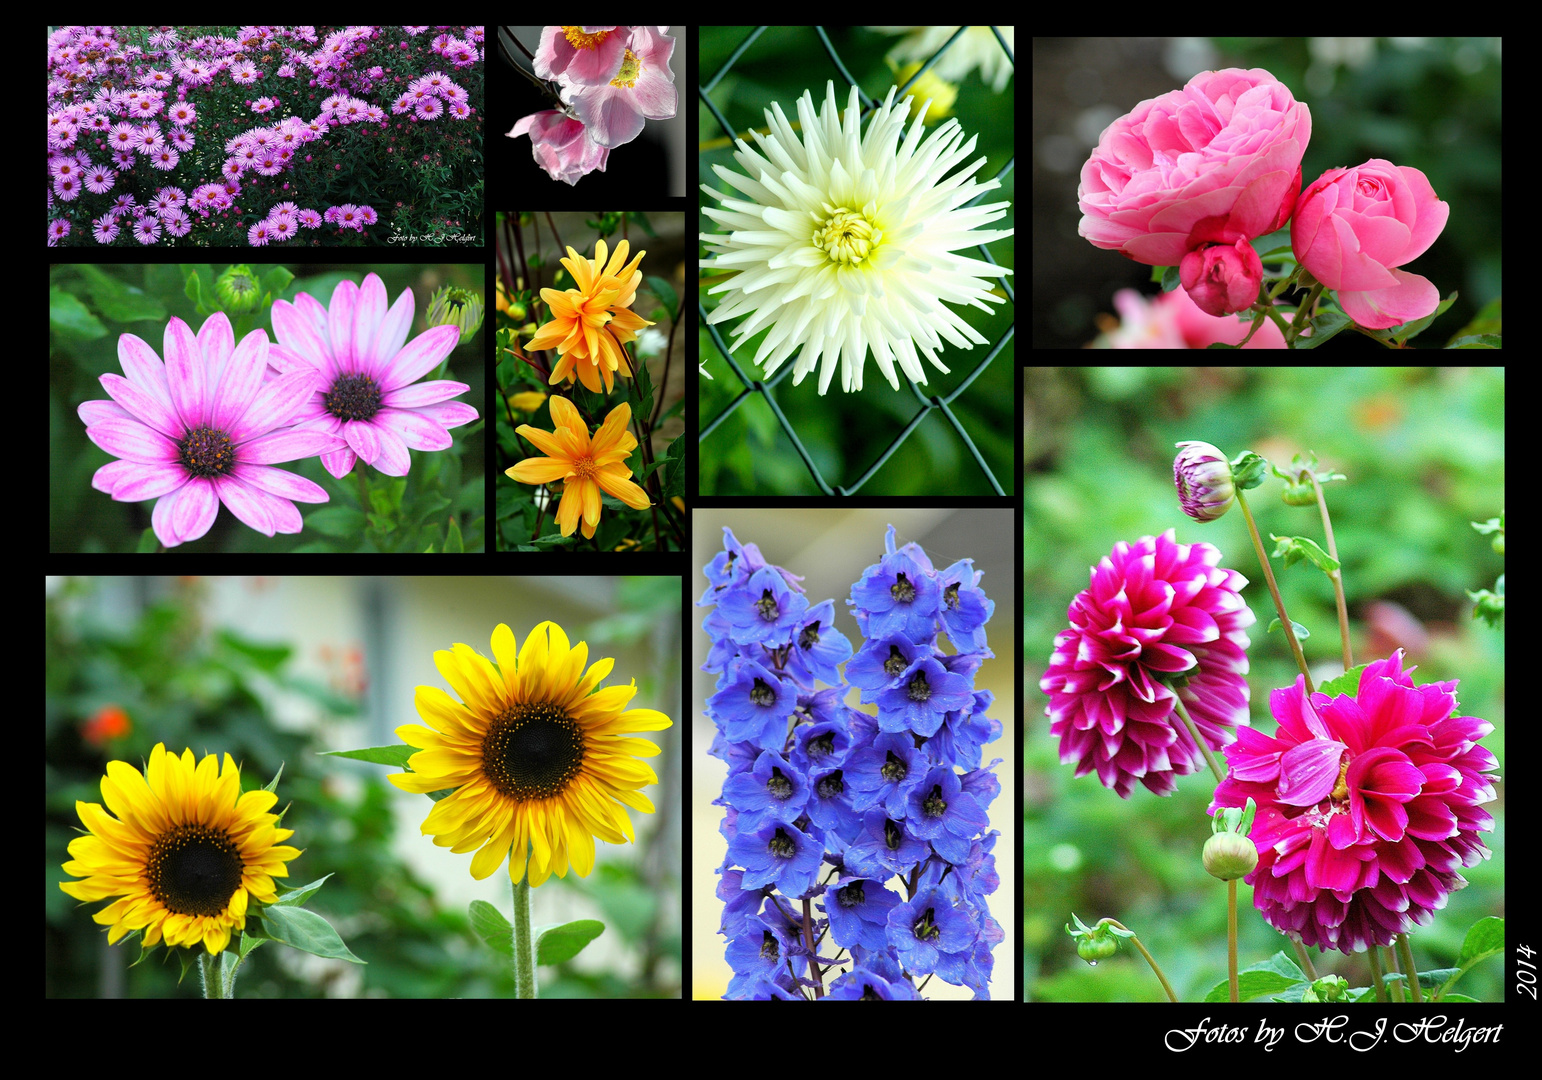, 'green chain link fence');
697,26,1016,496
